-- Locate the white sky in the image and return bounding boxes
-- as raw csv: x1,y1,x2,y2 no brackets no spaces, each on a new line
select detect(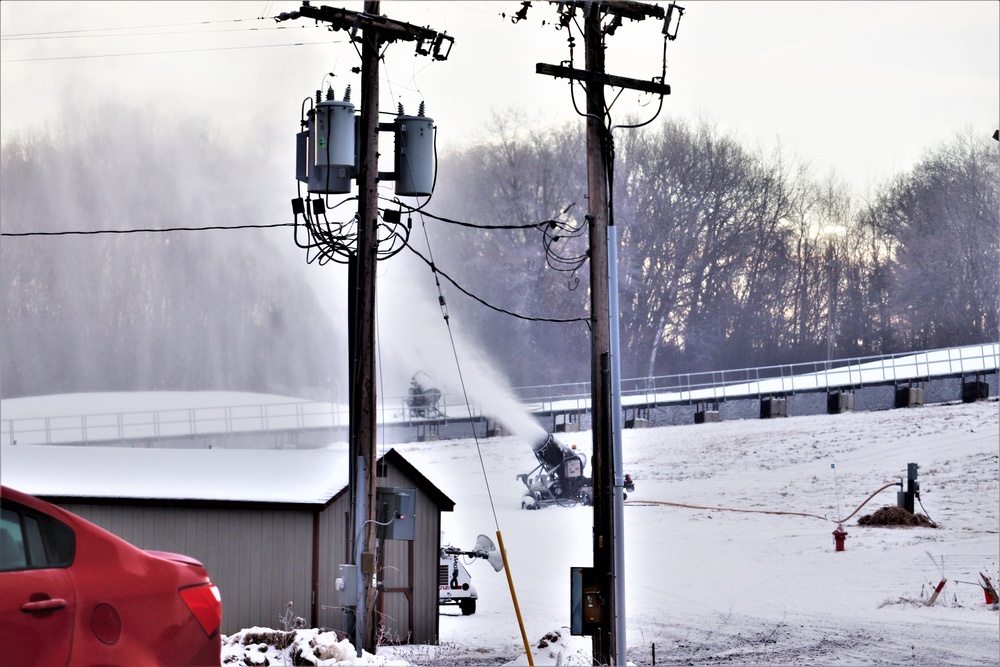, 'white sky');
2,1,998,193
